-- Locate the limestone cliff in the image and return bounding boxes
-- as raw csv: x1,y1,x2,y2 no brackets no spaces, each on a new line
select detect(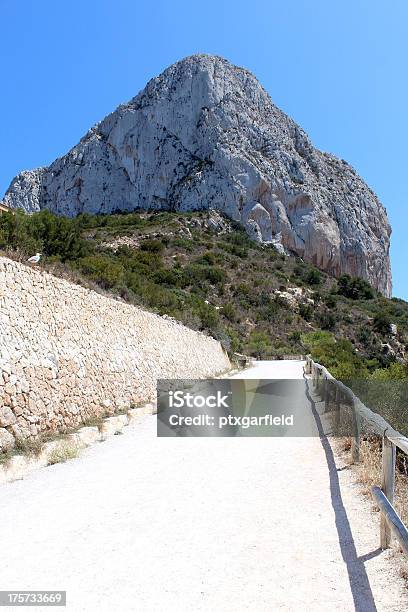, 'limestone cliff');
1,54,392,295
